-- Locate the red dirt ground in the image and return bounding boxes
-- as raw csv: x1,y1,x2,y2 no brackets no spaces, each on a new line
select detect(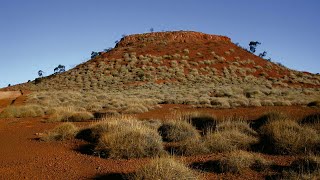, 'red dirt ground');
0,98,319,179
